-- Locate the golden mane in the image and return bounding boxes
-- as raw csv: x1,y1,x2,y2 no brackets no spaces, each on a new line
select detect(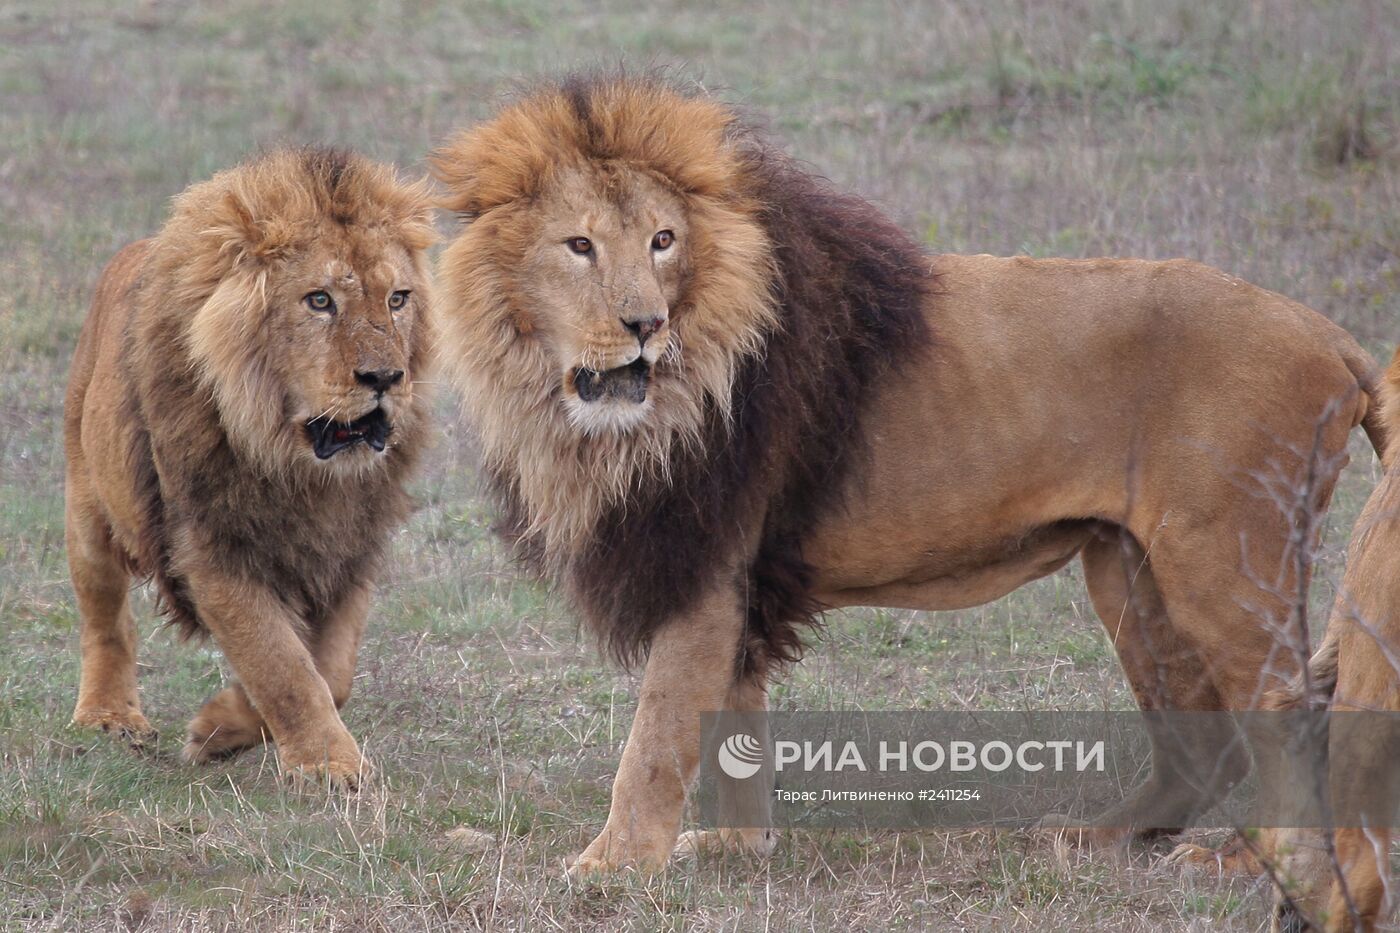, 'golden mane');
157,146,435,317
139,148,436,468
432,77,757,214
431,77,779,561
